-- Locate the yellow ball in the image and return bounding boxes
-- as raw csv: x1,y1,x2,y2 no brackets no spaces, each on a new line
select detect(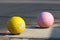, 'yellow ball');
7,16,26,35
